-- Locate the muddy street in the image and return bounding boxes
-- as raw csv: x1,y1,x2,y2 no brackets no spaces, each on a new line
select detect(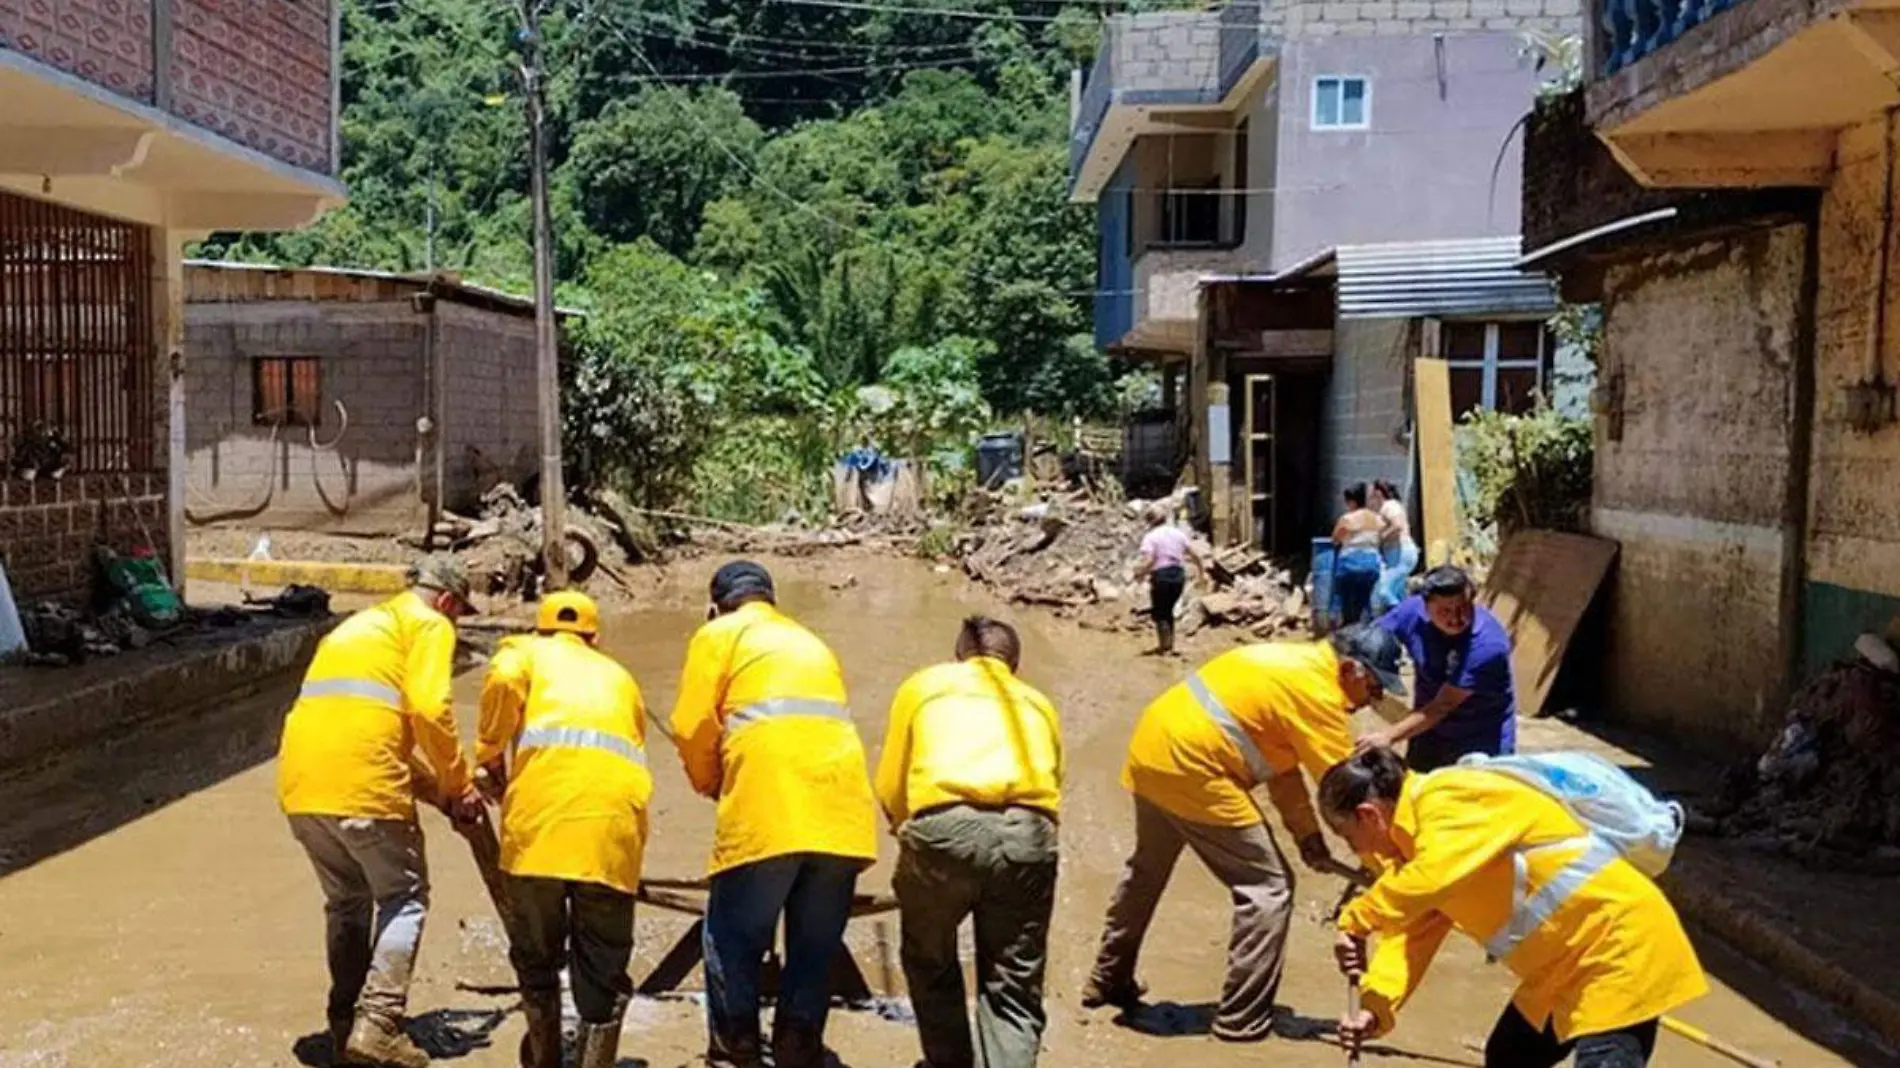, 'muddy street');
0,556,1884,1068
